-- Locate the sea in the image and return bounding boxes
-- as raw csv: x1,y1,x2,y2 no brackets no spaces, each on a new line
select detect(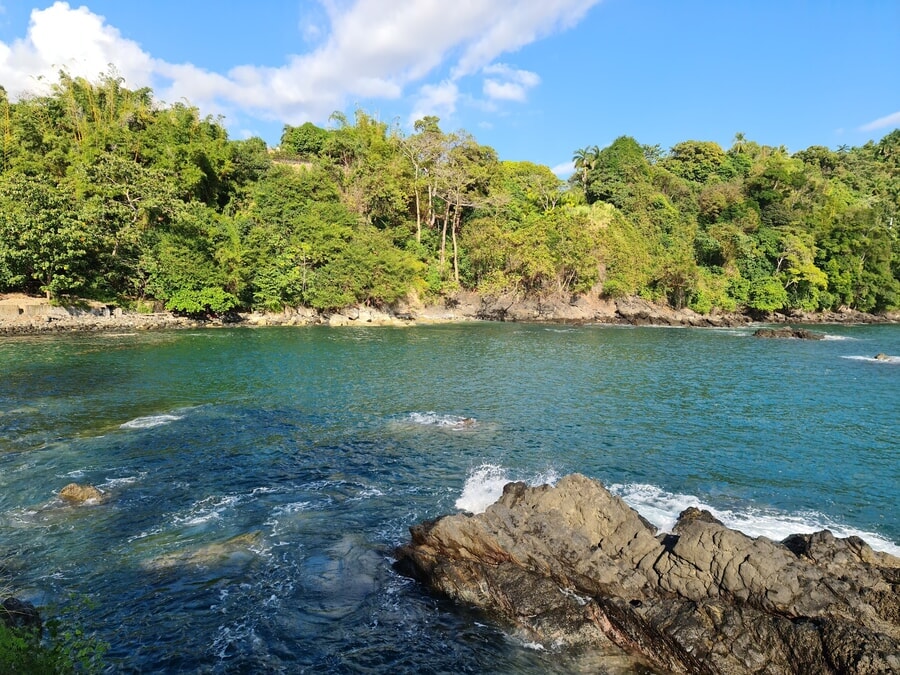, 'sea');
0,322,897,673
